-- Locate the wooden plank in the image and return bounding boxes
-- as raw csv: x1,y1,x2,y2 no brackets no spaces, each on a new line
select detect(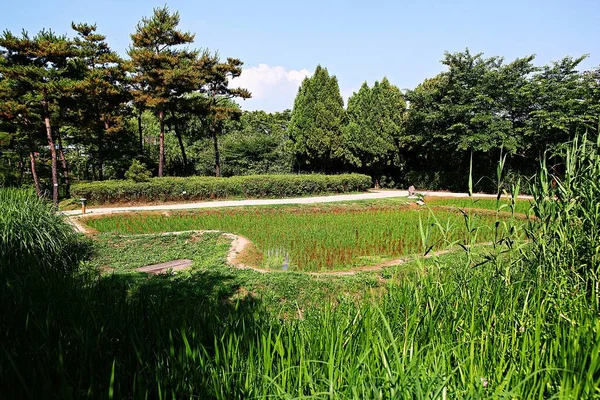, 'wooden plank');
136,259,193,274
